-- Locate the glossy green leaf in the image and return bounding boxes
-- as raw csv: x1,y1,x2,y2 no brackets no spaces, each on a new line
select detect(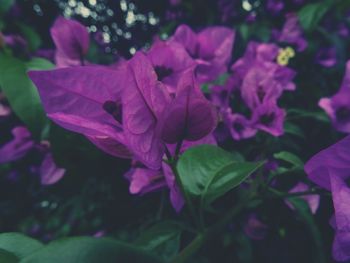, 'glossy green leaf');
0,53,54,139
0,233,43,260
21,237,163,263
17,23,42,52
177,145,263,206
0,248,18,263
298,1,333,32
273,151,303,168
